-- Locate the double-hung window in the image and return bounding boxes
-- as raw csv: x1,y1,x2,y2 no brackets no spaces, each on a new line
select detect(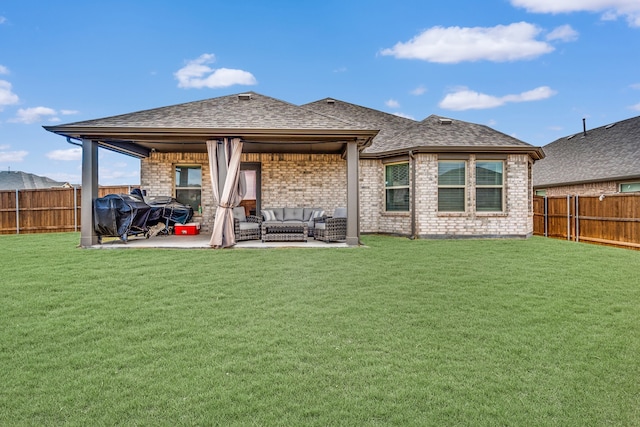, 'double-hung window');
385,162,409,212
438,161,466,212
175,165,202,211
476,161,503,212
